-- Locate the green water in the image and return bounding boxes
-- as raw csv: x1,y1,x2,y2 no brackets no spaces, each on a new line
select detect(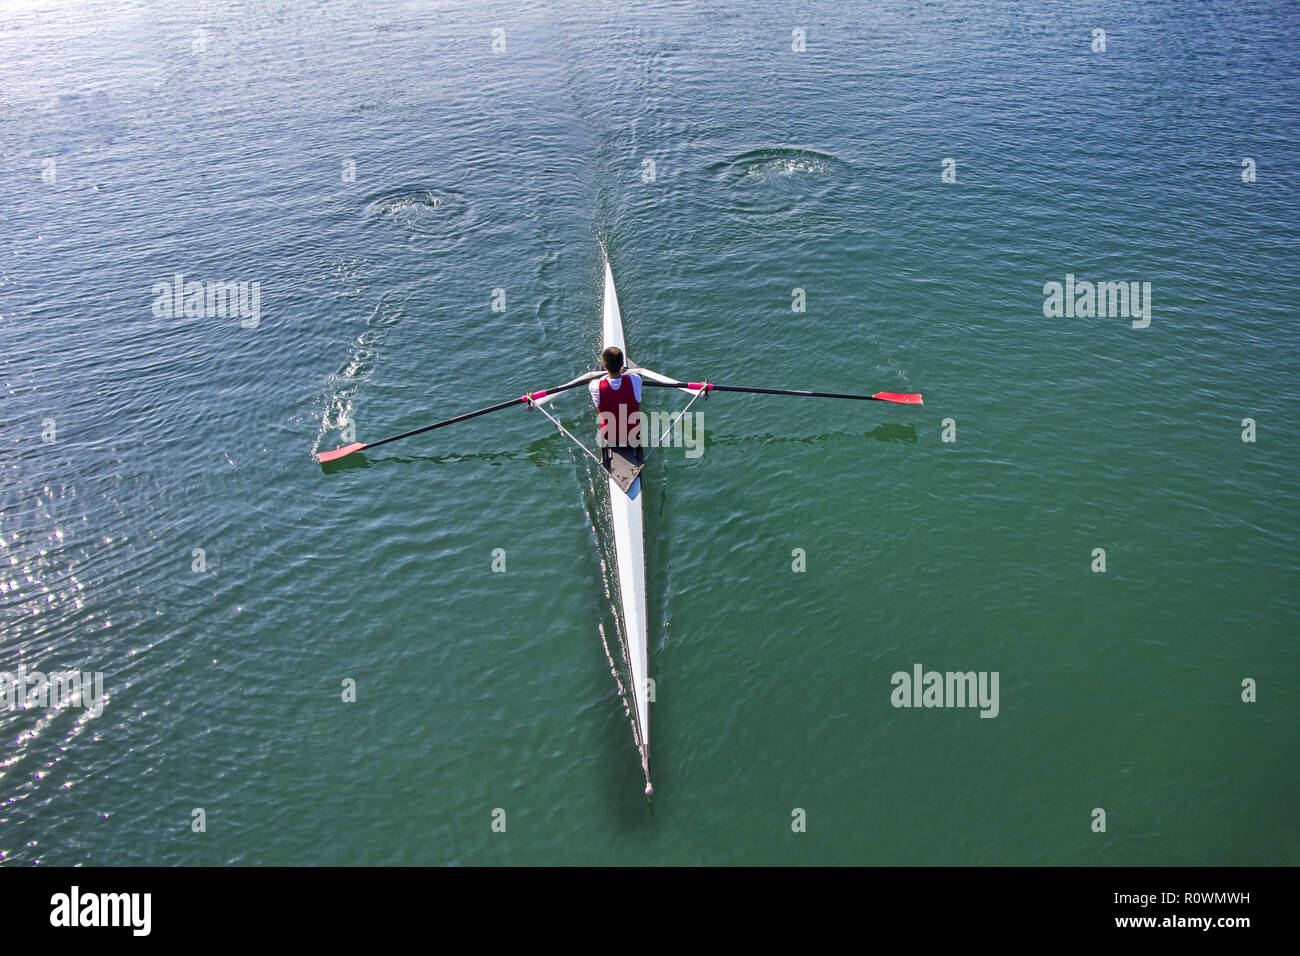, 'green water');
1,0,1296,865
